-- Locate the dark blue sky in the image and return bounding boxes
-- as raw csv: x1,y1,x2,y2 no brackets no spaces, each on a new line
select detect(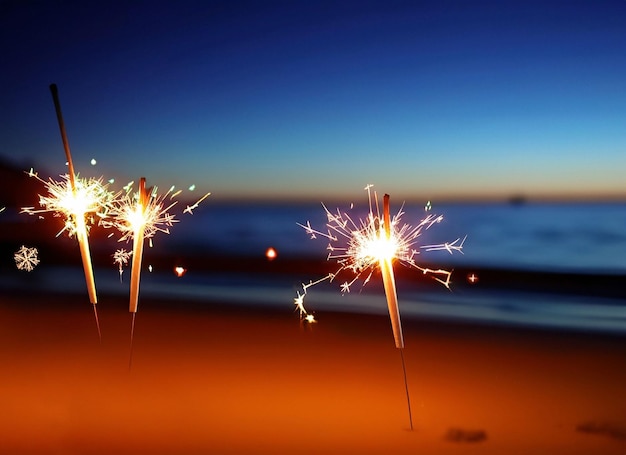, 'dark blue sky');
2,1,626,201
